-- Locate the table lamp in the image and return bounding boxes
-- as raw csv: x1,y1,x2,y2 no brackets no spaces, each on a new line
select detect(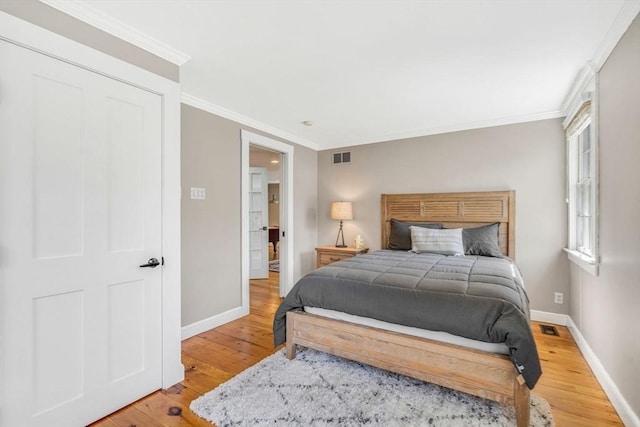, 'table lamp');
331,201,353,248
